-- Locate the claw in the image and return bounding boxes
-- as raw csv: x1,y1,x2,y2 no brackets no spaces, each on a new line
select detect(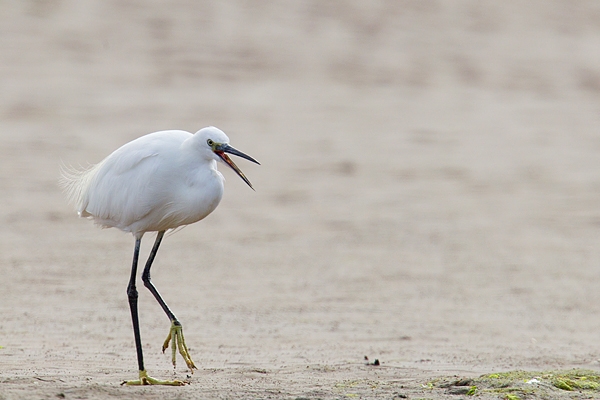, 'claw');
162,320,197,373
121,370,188,386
